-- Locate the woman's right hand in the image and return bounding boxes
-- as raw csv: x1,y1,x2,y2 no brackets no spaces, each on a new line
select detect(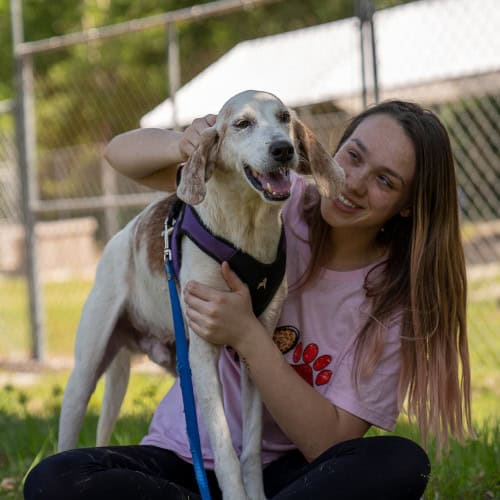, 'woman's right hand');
179,114,217,160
